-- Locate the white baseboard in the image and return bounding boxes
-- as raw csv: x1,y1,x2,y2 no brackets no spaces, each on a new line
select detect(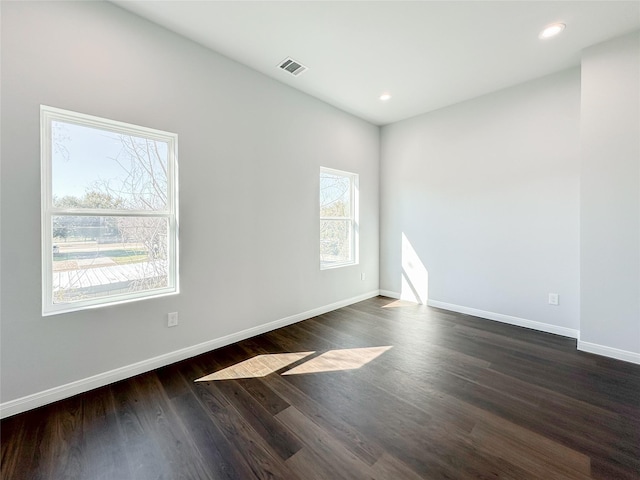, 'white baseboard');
426,299,580,339
378,289,400,299
333,293,640,366
577,341,640,365
414,297,638,365
0,290,380,419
